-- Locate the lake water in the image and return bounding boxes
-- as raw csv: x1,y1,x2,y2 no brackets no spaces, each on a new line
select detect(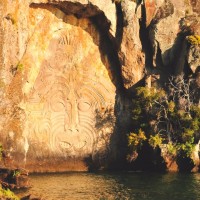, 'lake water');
17,172,200,200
